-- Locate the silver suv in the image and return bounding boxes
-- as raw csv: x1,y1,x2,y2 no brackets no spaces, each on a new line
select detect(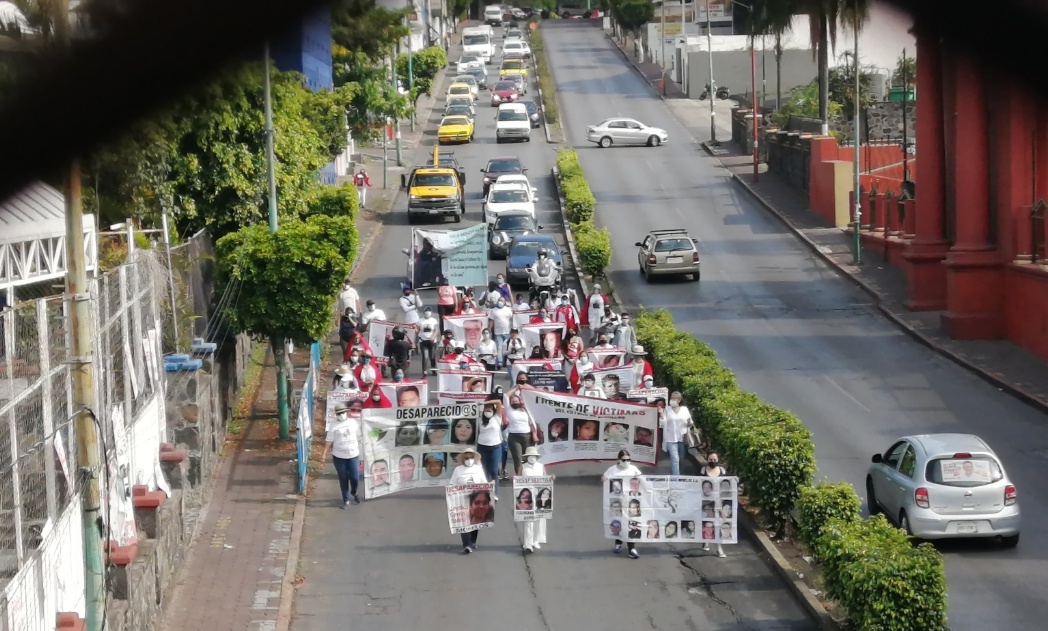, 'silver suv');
635,229,700,281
